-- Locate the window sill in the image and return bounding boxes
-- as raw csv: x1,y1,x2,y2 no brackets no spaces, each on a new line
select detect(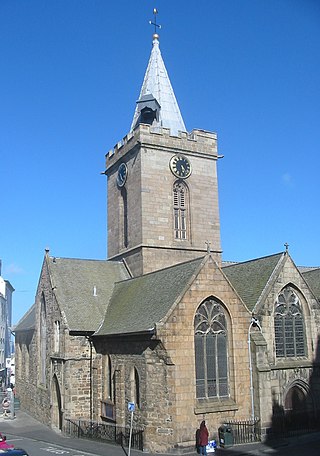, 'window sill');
100,415,116,423
194,398,238,414
272,358,312,370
